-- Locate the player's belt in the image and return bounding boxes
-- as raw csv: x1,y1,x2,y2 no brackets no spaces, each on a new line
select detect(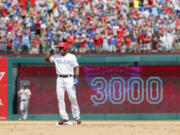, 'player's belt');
58,75,73,78
21,99,27,101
